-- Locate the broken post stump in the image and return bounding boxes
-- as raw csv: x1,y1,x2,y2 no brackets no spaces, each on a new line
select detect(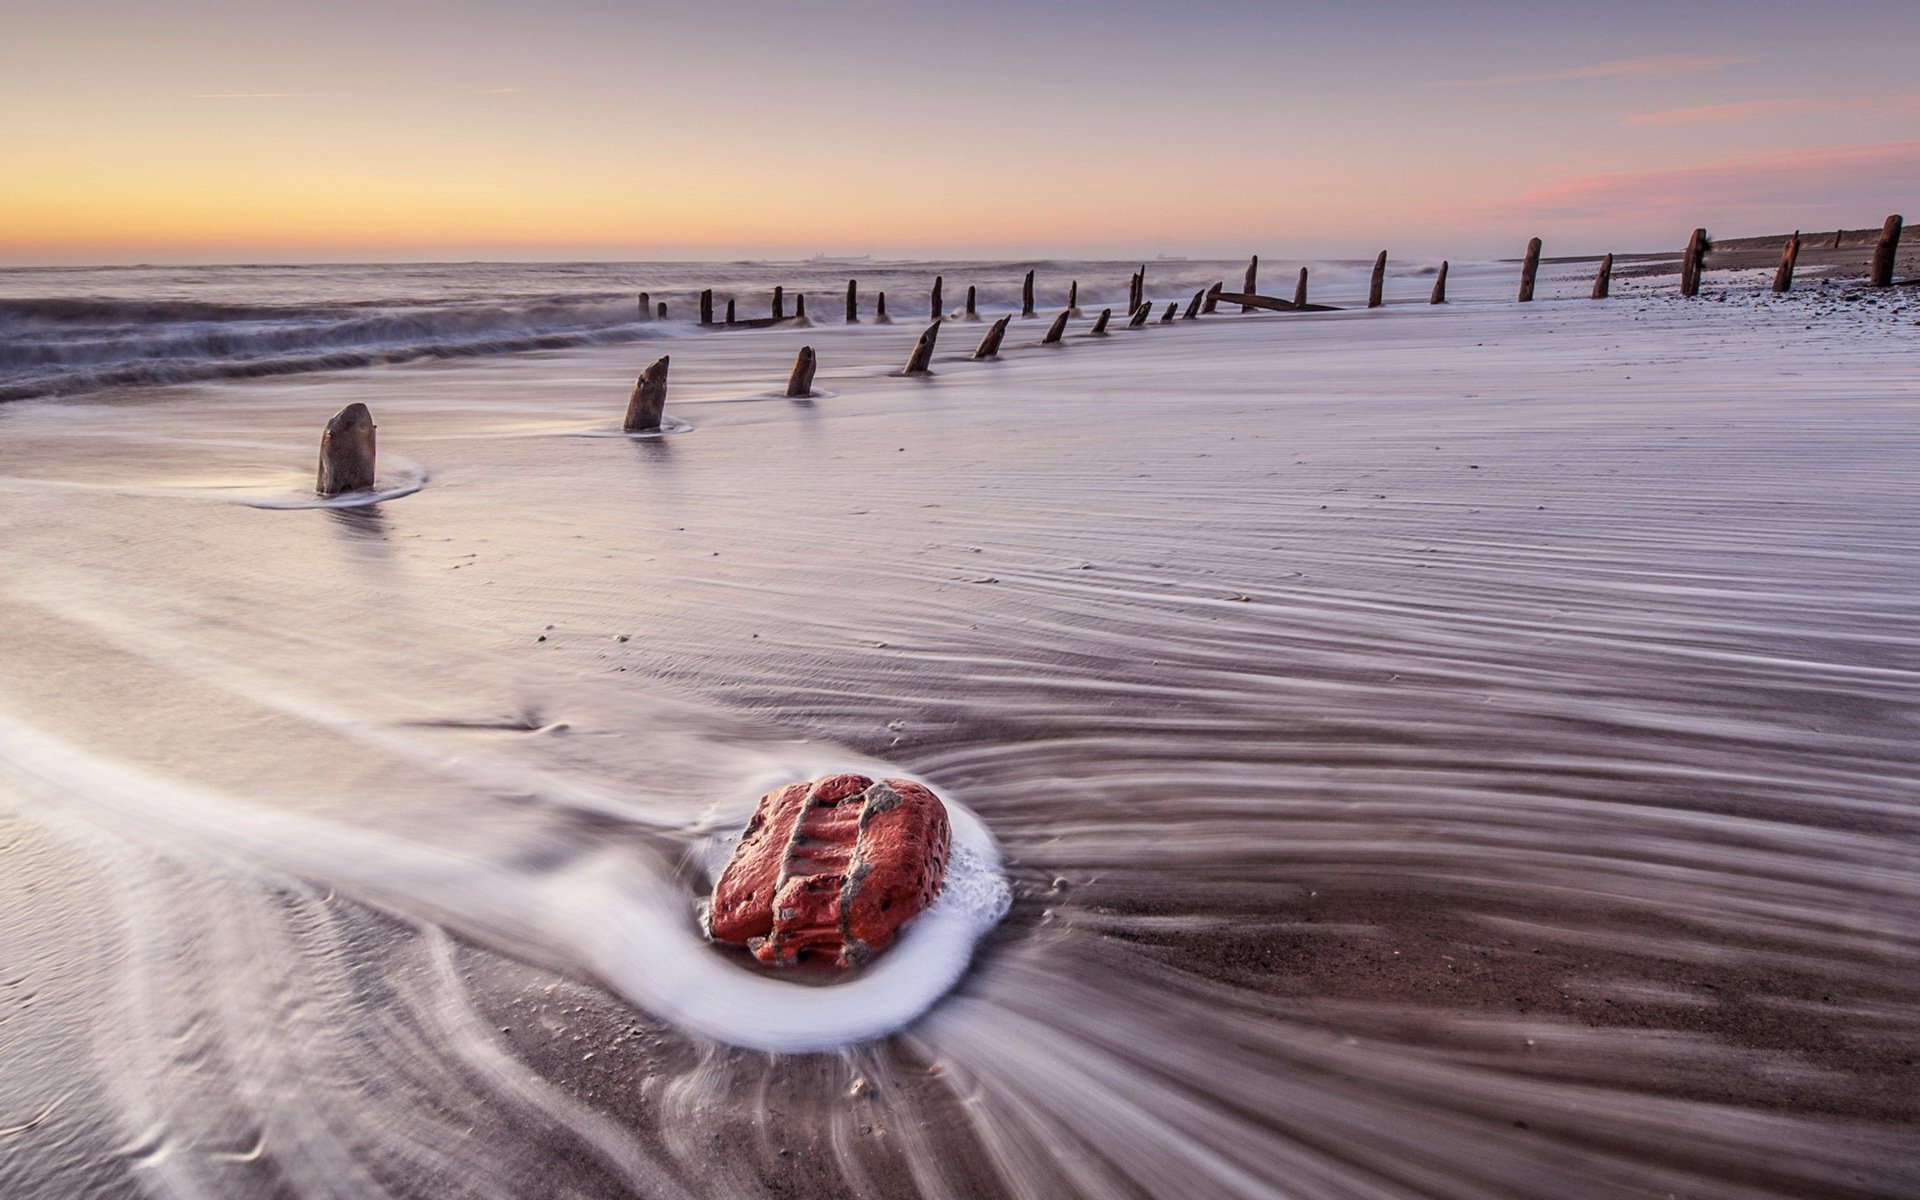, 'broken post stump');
1127,303,1151,329
637,292,651,320
786,346,817,398
700,289,714,326
1159,301,1177,323
1022,270,1036,317
1202,282,1223,314
1430,261,1448,305
1089,308,1112,335
965,285,978,320
1870,214,1903,287
1293,268,1308,309
316,403,376,496
1042,309,1070,344
903,320,940,374
1068,280,1079,315
623,356,670,432
974,314,1011,358
1184,289,1203,319
931,275,943,320
1242,256,1258,312
1592,253,1613,300
875,291,891,324
1368,252,1386,308
1681,228,1707,297
1773,233,1801,293
1518,238,1542,302
846,279,859,323
773,286,785,322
